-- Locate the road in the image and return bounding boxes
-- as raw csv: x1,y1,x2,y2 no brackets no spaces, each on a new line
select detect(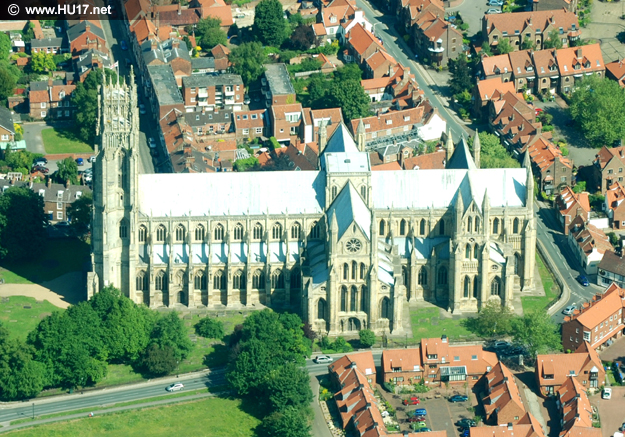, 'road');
356,0,469,143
